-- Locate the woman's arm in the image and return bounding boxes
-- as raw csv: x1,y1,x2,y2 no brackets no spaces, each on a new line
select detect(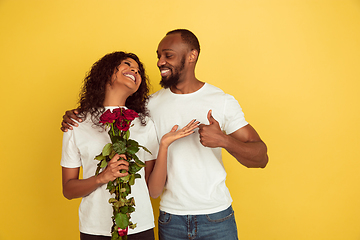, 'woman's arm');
62,154,129,200
147,120,200,199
